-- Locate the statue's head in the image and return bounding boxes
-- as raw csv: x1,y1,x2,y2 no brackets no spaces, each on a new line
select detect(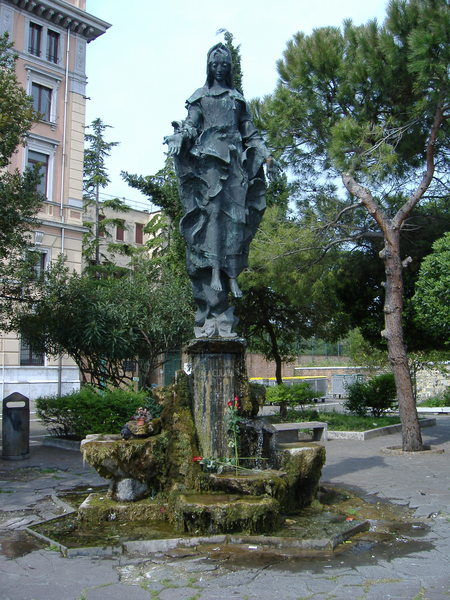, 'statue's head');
206,43,233,88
